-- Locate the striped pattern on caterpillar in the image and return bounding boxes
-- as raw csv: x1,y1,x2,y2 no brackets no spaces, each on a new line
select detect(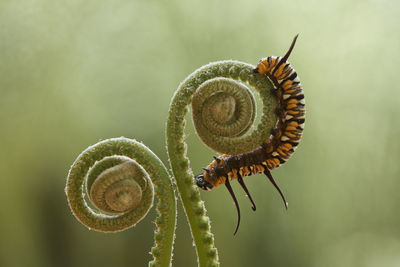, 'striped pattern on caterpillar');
195,35,305,235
